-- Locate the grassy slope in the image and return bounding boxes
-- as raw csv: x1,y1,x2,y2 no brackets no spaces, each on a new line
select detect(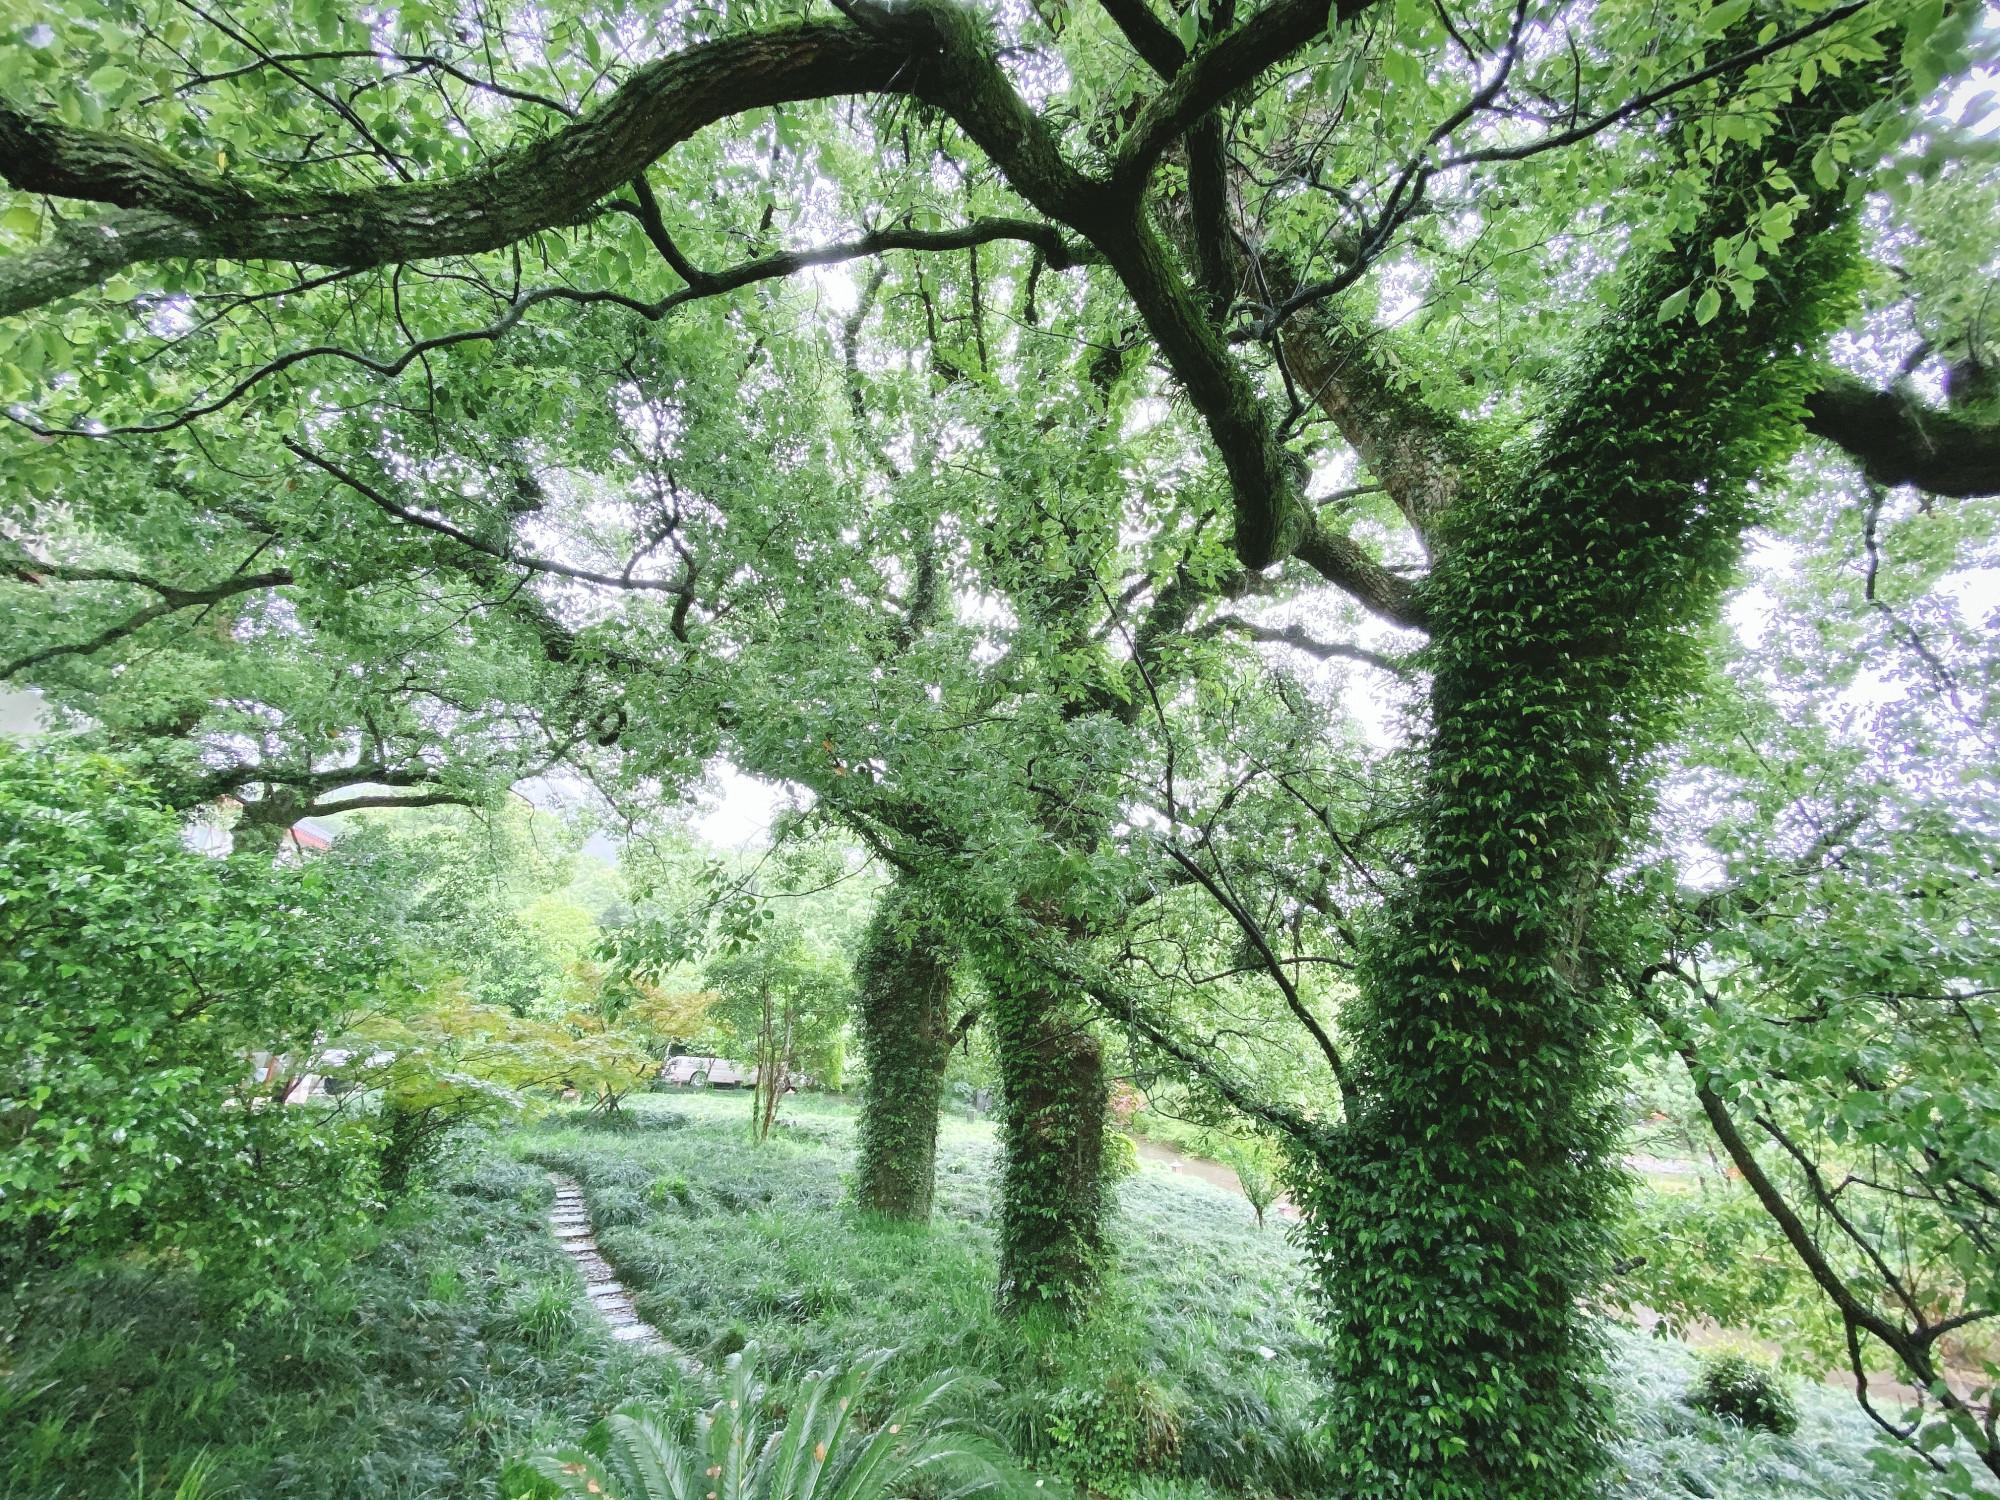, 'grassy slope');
2,1089,1904,1498
528,1092,1899,1500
